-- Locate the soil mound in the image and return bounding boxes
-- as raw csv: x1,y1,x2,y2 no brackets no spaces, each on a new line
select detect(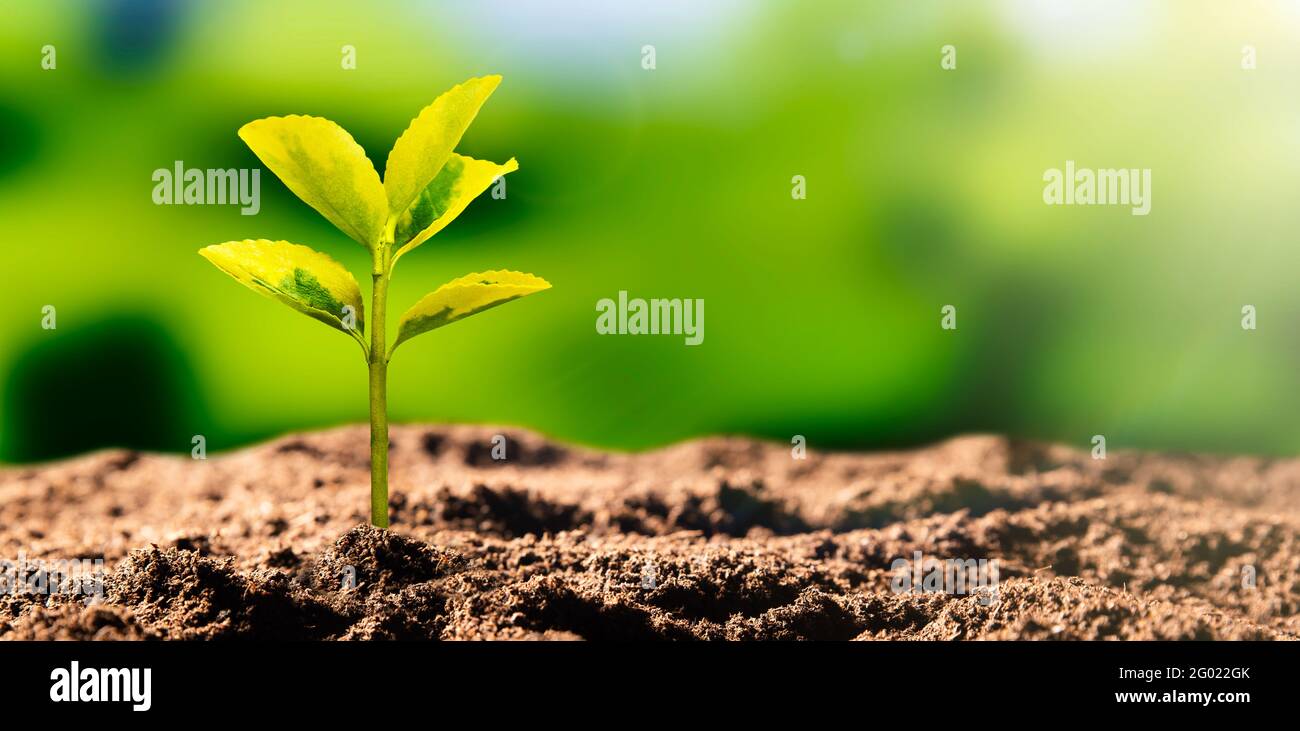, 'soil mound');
0,427,1293,640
